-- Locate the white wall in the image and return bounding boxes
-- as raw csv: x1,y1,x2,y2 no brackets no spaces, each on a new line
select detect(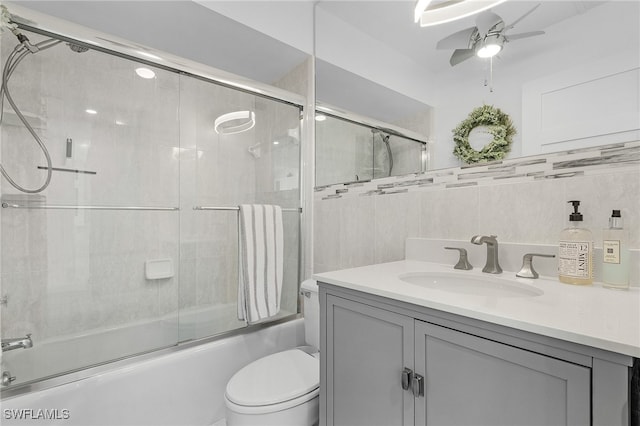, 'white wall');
315,6,436,109
194,0,314,55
